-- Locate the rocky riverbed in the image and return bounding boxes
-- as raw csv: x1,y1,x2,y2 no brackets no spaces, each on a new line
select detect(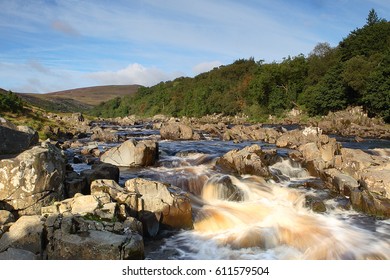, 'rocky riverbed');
0,113,389,260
